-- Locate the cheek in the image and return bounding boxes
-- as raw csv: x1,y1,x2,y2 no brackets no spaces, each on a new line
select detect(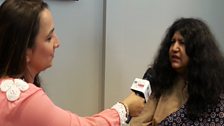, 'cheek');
182,52,189,66
182,47,188,62
35,44,53,60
